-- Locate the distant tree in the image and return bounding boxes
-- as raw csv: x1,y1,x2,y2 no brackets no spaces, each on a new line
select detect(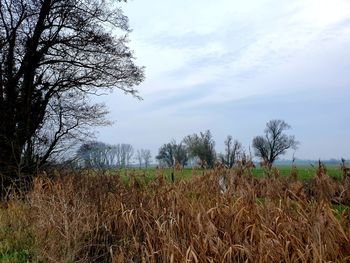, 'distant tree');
107,145,119,167
173,143,188,167
219,135,242,168
183,130,216,168
120,144,134,168
0,0,144,193
252,120,299,167
156,140,188,167
77,142,134,169
141,149,152,168
114,144,122,168
76,141,110,168
77,143,94,168
135,150,143,168
156,143,174,167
